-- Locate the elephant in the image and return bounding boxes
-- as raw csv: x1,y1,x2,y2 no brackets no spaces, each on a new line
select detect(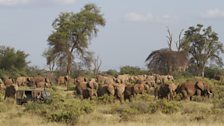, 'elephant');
145,76,156,87
36,81,51,88
114,83,125,103
116,74,130,84
96,75,114,85
175,81,196,100
75,78,97,100
57,76,70,86
203,83,213,98
195,80,213,98
31,76,51,88
123,84,134,102
175,80,211,100
16,76,30,86
4,78,14,86
97,83,115,97
87,78,98,89
4,84,18,100
154,83,177,100
133,80,148,95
